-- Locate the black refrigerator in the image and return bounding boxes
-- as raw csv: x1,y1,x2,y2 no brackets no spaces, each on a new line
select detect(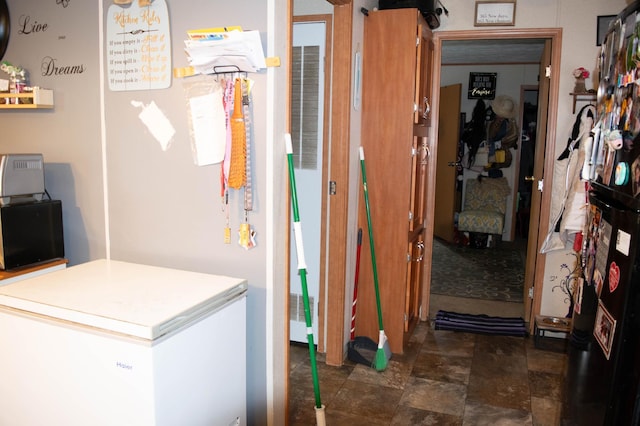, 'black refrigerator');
562,3,640,424
562,181,640,425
